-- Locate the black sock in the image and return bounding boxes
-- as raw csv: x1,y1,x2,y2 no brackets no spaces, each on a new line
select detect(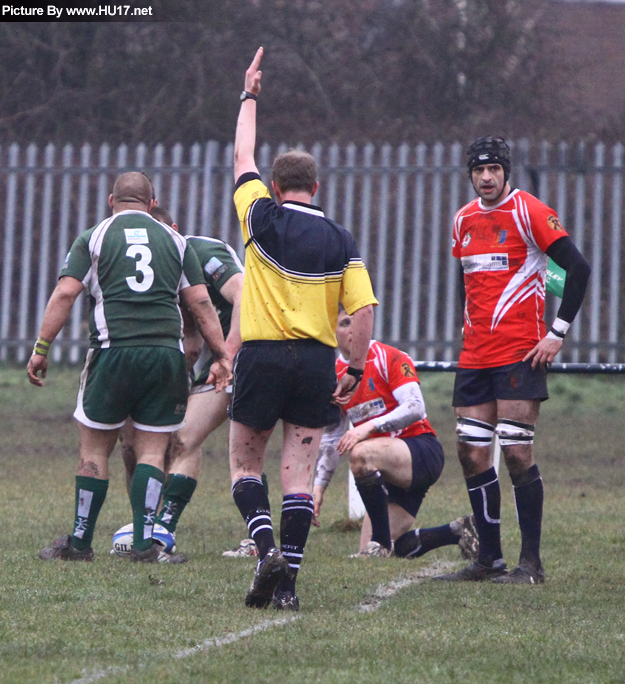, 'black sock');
232,476,275,559
354,471,391,550
394,524,459,558
466,467,503,566
277,493,314,594
511,464,543,568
